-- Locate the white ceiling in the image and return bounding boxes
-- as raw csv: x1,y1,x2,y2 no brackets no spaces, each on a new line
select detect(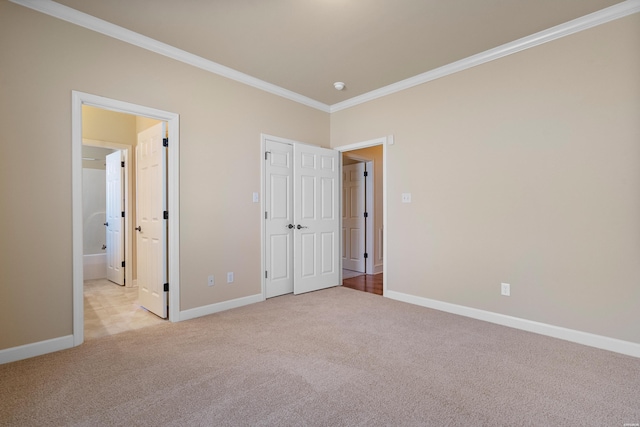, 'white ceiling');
45,0,626,106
